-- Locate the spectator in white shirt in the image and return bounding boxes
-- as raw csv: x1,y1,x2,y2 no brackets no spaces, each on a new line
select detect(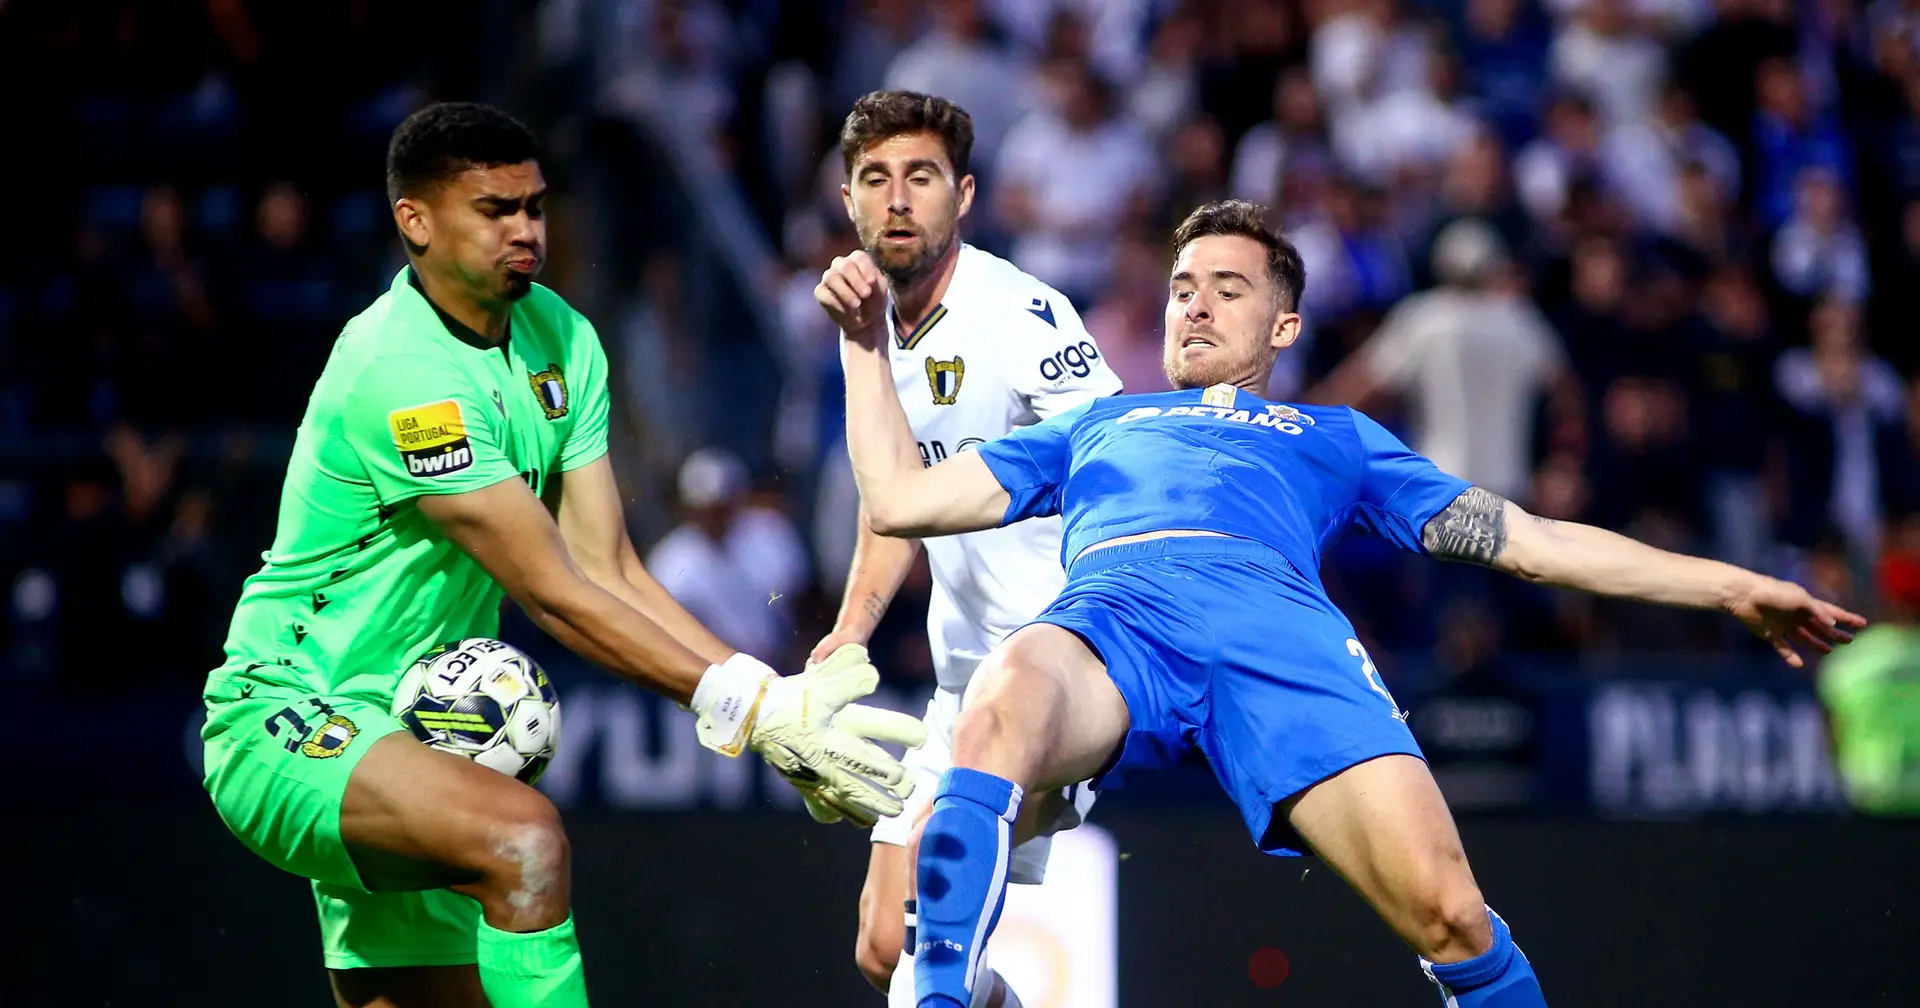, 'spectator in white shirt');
1551,0,1666,125
994,62,1158,305
1771,166,1872,305
884,0,1031,173
1310,218,1582,501
1229,66,1329,209
1601,81,1742,236
646,448,810,662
